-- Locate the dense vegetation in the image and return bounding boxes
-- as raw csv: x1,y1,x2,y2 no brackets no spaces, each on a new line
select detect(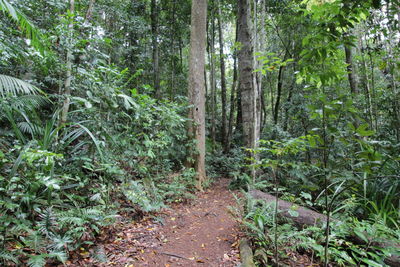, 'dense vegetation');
0,0,399,266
